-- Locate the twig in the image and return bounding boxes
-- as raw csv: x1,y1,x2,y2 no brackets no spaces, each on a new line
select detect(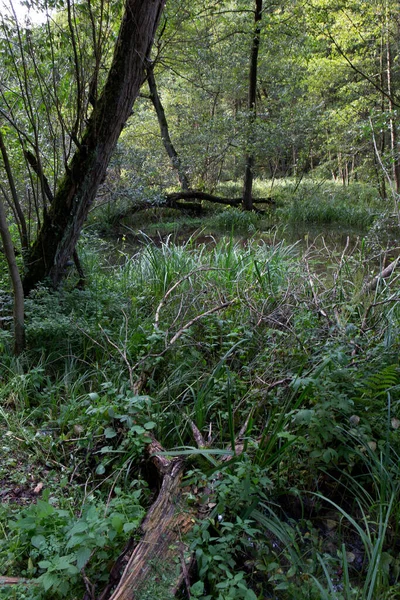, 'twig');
304,259,329,320
361,296,400,331
0,577,39,586
169,300,235,346
189,419,208,448
370,116,400,225
363,255,400,293
256,376,292,391
178,542,192,598
154,266,223,329
99,310,134,390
